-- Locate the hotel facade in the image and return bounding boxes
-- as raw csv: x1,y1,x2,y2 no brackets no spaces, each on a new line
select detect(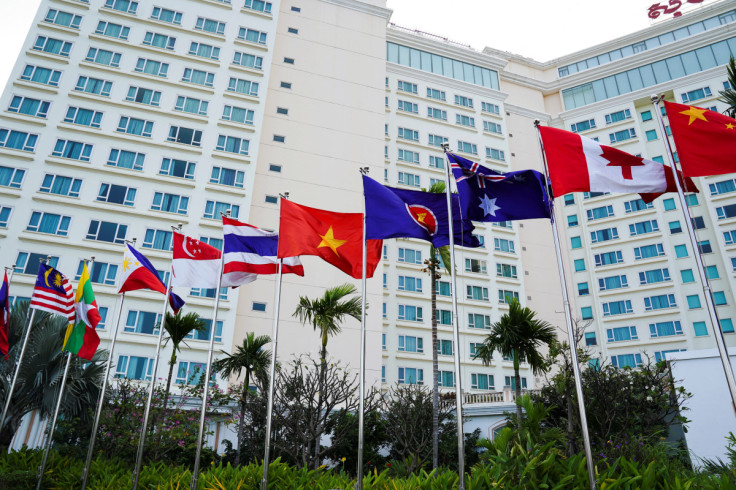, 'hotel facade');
2,0,736,444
